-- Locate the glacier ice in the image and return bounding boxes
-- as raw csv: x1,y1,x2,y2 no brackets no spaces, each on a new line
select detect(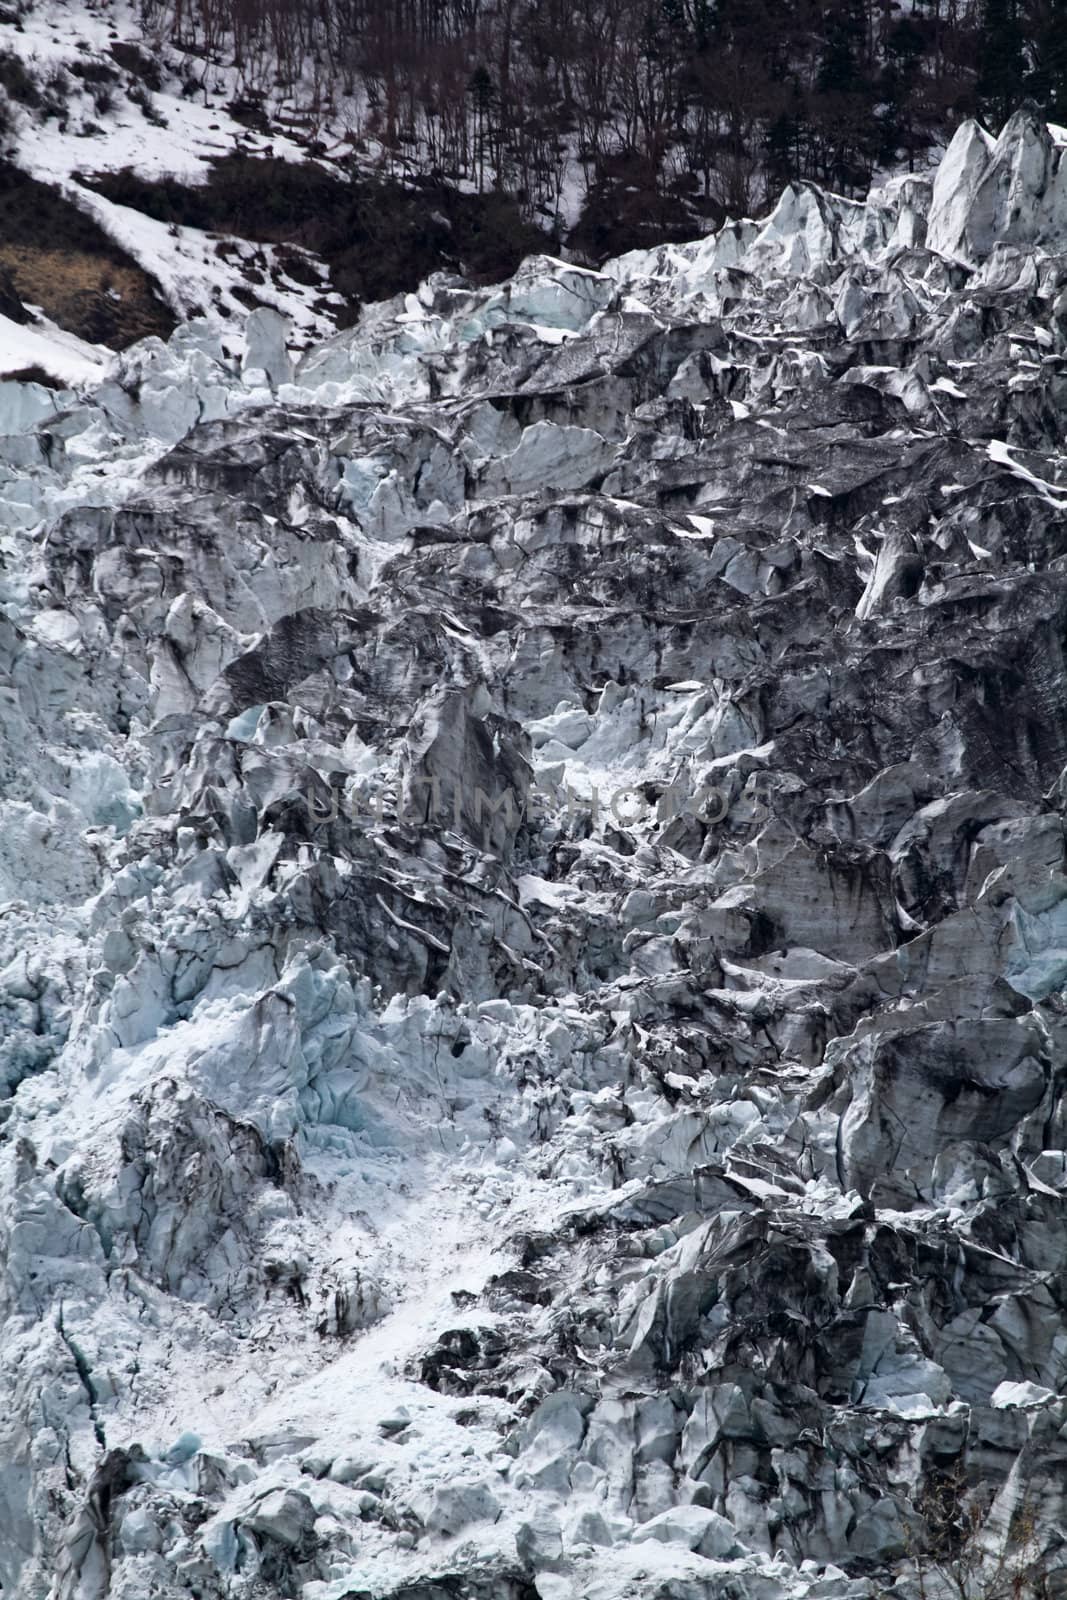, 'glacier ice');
2,109,1067,1600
